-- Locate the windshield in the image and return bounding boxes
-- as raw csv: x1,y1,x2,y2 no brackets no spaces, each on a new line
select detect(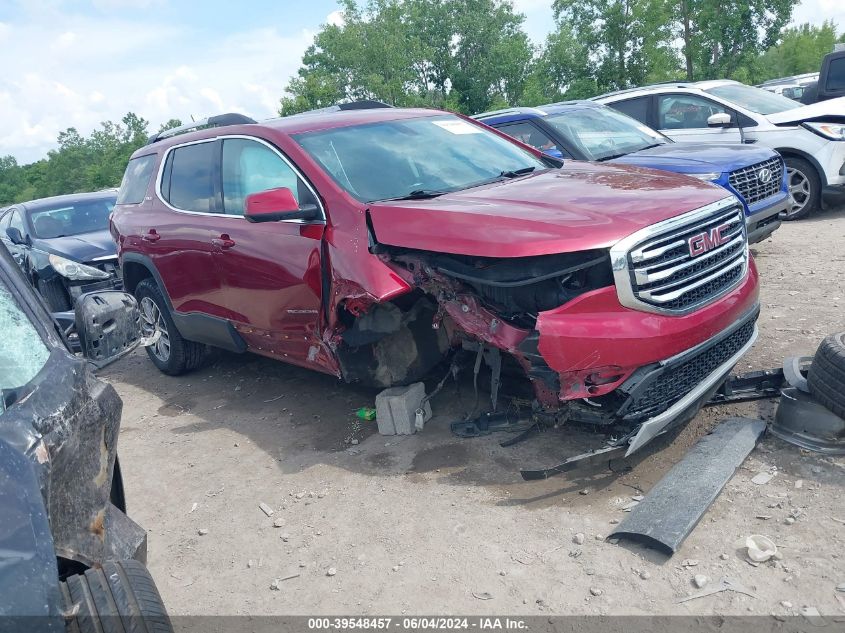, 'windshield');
295,115,547,202
28,195,116,239
705,84,802,115
545,107,668,161
0,278,49,411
